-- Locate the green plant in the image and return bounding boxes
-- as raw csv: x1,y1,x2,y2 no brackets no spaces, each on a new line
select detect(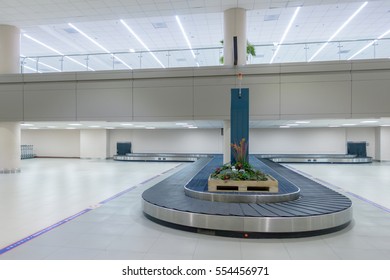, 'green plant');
219,40,256,64
231,138,248,165
210,163,267,181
